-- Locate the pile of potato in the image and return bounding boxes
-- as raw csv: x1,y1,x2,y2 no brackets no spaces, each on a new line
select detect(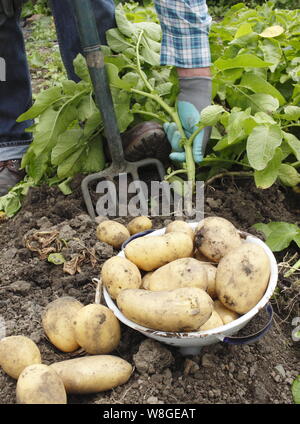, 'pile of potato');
0,297,132,404
101,216,271,333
